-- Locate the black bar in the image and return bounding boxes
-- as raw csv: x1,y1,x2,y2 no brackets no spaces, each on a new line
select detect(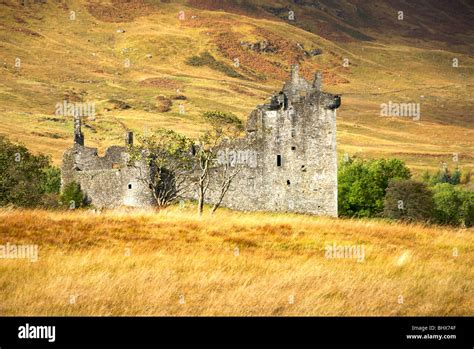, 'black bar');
0,317,471,348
